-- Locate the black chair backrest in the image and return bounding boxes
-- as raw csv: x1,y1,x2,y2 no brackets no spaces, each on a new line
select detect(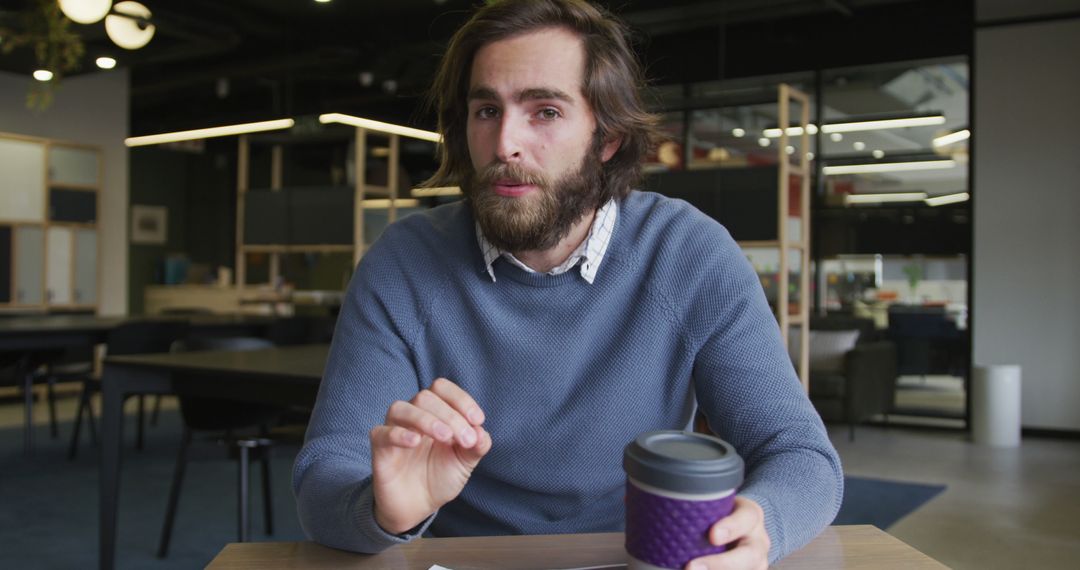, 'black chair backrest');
172,336,273,353
106,320,190,356
169,336,279,430
265,315,336,346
